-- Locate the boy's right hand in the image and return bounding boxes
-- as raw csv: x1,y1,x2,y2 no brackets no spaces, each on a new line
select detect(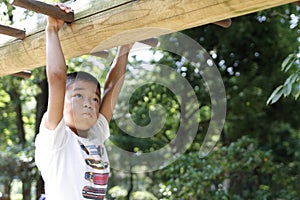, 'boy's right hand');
46,3,73,32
